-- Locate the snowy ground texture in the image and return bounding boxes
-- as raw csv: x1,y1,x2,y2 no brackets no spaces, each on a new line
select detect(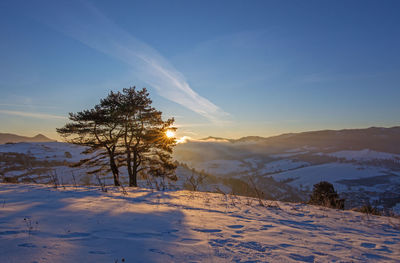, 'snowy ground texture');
1,184,399,262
